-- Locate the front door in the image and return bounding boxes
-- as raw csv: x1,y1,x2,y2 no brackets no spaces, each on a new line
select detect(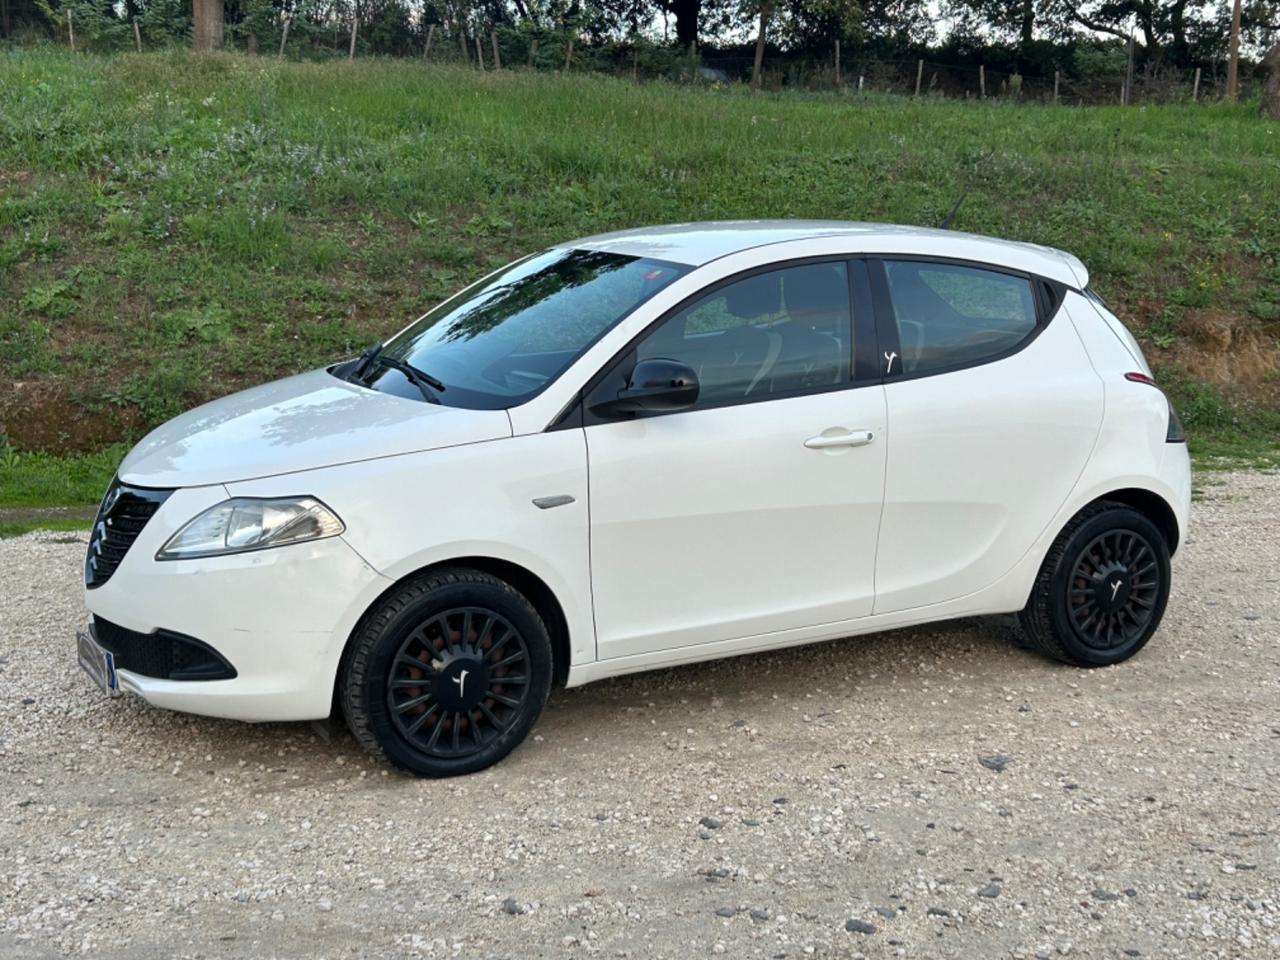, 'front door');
584,259,887,660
